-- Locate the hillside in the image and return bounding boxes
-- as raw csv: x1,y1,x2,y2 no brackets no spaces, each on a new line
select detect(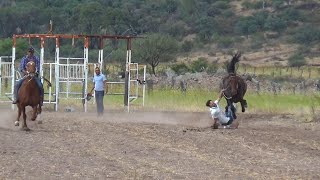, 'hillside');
1,0,320,67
